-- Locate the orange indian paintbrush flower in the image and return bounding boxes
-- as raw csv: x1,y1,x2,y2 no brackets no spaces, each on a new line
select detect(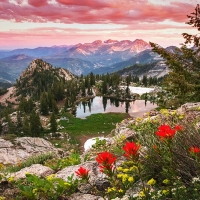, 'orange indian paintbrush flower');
75,166,90,180
155,124,177,139
189,147,200,154
96,151,116,173
123,141,140,160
